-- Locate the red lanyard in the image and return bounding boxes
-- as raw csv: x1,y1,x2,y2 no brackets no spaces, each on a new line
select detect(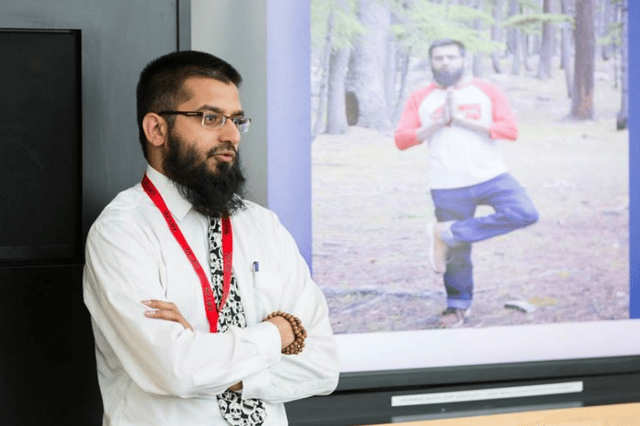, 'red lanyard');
142,174,232,333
